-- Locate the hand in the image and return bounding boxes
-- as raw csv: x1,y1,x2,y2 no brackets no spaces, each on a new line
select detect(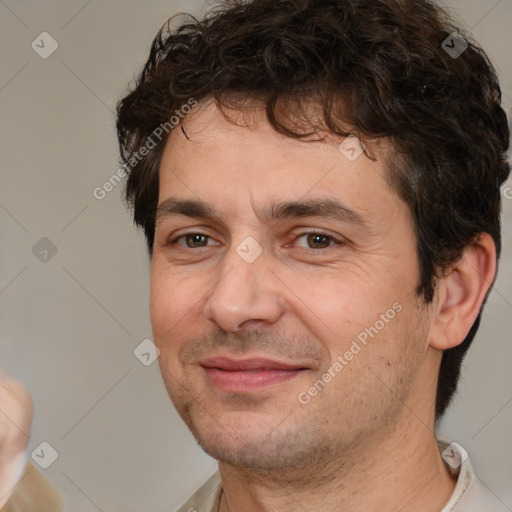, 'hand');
0,376,34,508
